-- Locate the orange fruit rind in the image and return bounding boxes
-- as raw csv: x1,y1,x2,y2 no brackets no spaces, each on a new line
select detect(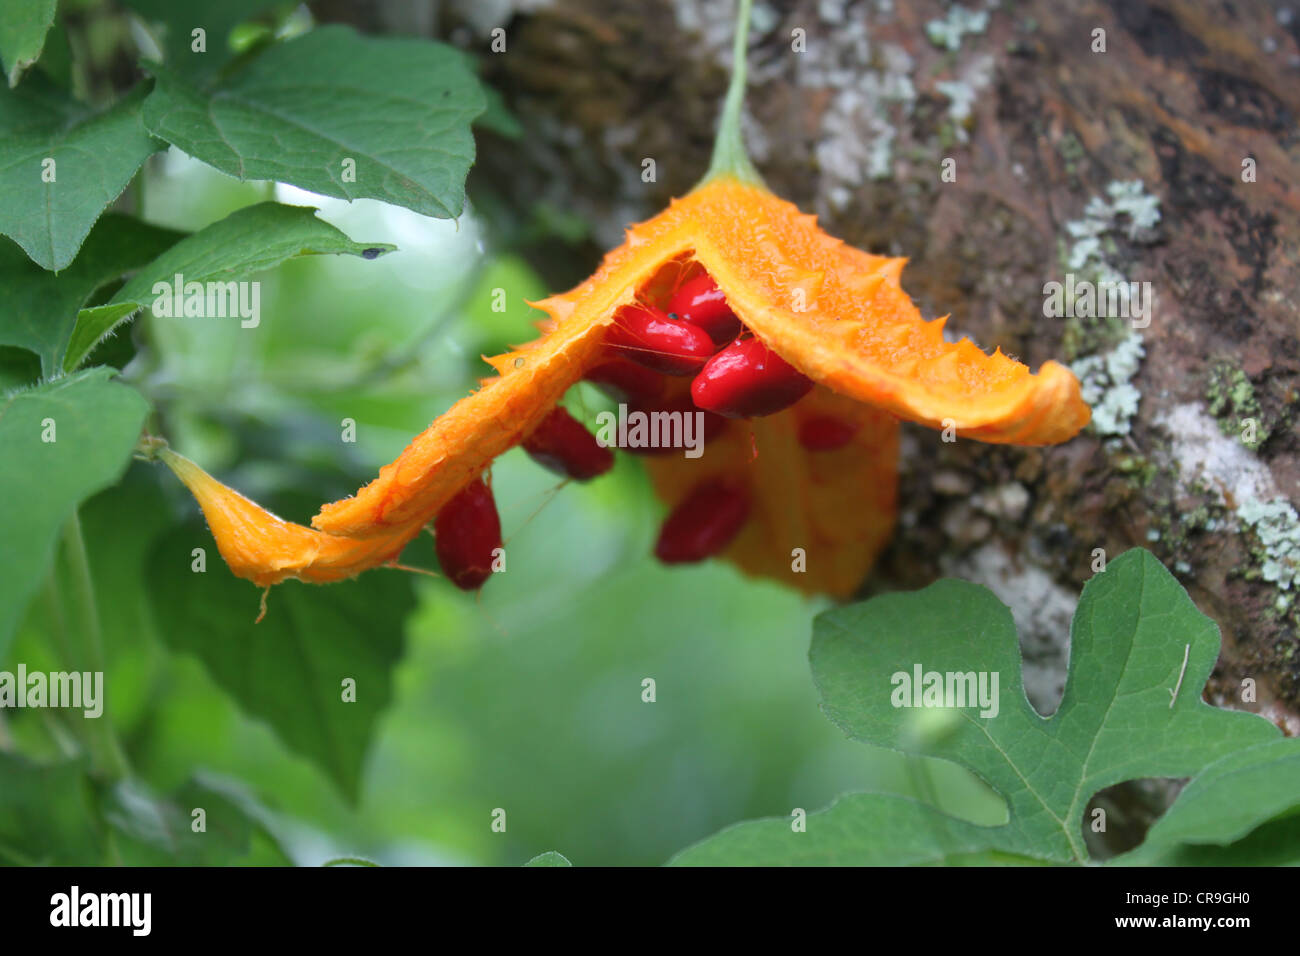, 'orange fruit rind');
163,177,1089,598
